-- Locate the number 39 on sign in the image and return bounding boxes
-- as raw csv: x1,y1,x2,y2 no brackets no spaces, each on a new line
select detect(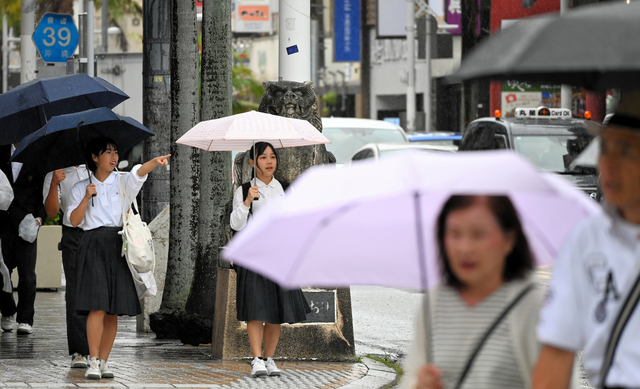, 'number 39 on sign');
32,13,79,63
